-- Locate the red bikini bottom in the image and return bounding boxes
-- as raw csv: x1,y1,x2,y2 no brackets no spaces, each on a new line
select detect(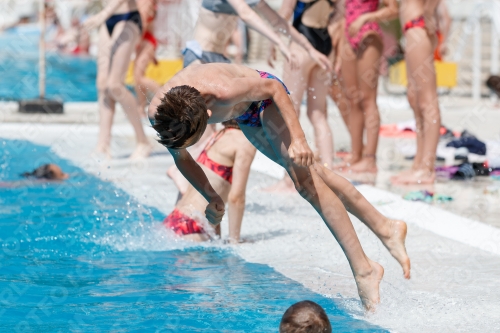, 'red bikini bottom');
164,209,204,236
